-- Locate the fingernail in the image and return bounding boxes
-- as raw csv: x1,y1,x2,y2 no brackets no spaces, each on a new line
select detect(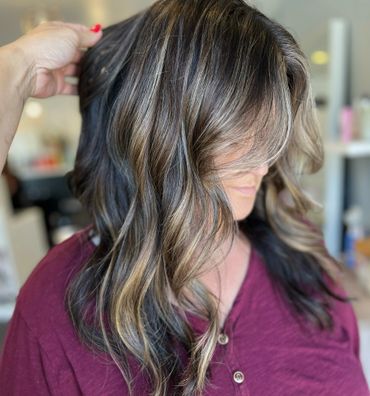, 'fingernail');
90,23,102,33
